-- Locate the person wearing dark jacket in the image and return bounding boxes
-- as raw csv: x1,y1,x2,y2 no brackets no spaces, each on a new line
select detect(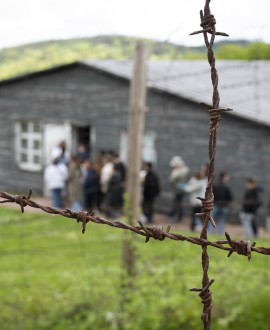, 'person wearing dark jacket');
142,162,160,223
209,172,233,235
251,176,263,236
106,164,124,219
83,160,99,212
240,177,262,237
113,152,126,182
